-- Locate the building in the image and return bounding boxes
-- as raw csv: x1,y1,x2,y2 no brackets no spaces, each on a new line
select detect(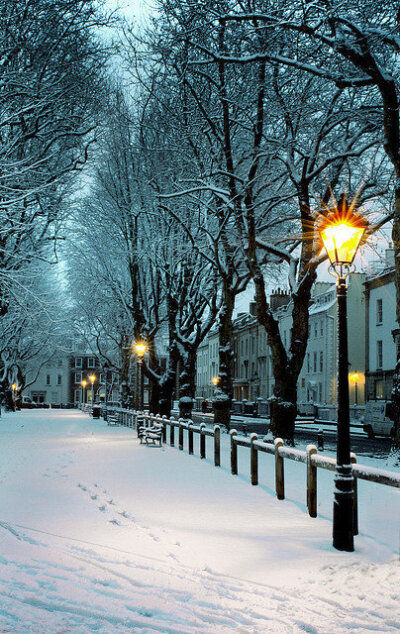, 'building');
25,352,71,405
364,249,397,401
